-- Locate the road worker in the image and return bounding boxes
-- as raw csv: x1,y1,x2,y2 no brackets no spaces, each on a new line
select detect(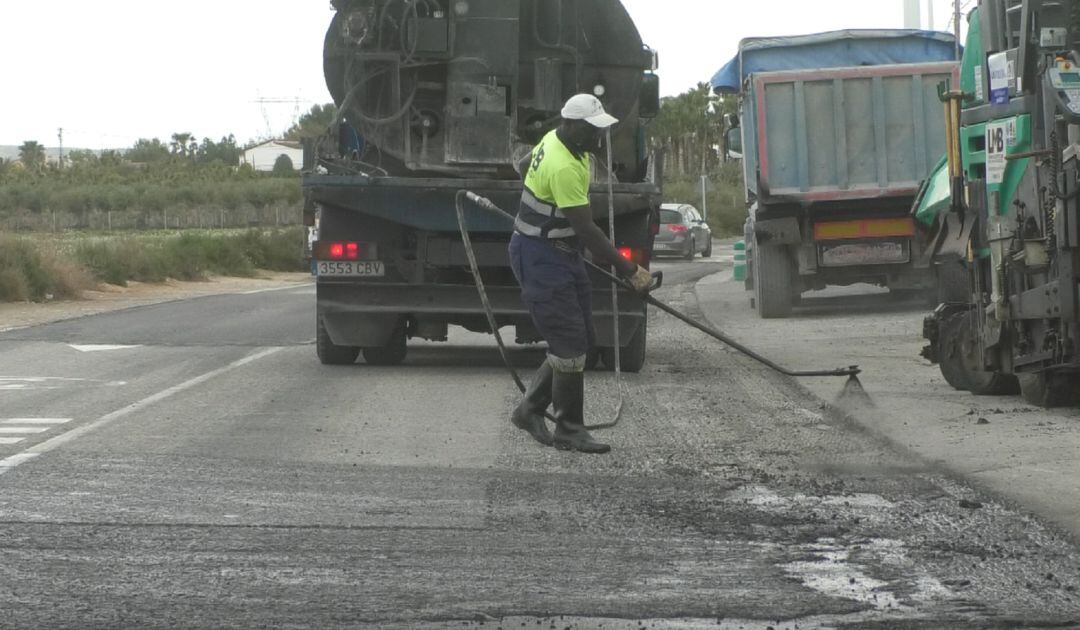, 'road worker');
508,94,653,454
